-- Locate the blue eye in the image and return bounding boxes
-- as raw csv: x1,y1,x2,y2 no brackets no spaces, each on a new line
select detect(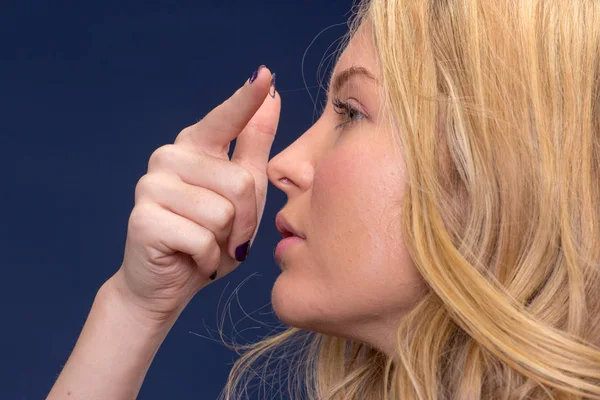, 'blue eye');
332,97,365,130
